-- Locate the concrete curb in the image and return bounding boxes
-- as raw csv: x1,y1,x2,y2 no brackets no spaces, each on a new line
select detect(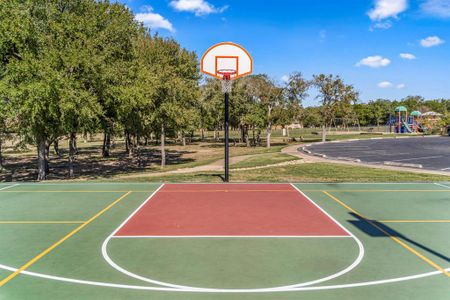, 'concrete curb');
336,157,362,163
383,161,423,169
299,147,312,154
